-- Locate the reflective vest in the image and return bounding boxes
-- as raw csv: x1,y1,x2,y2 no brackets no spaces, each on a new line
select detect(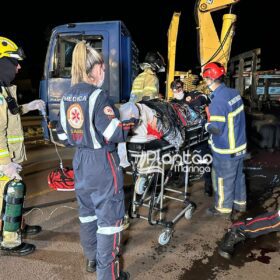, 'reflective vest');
0,86,28,164
208,84,247,159
130,68,159,102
